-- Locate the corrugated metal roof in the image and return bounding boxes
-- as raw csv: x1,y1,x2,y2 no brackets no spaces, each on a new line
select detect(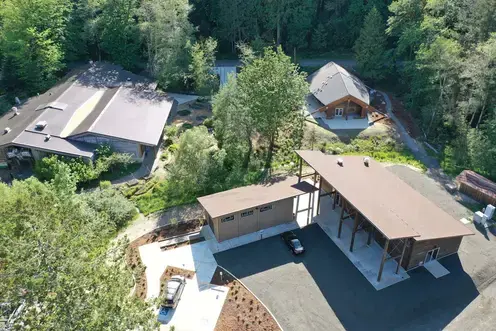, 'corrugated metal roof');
198,177,318,219
296,150,474,241
308,62,370,106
